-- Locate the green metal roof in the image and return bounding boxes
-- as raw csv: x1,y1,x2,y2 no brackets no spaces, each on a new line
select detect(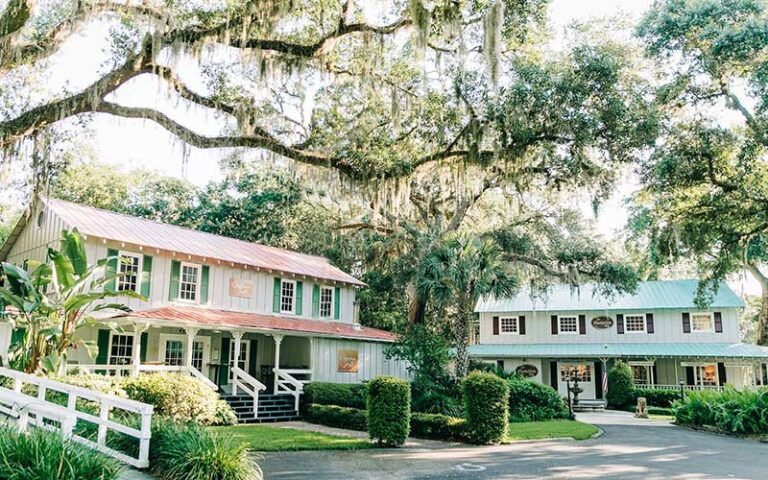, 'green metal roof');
467,343,768,359
475,280,745,313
